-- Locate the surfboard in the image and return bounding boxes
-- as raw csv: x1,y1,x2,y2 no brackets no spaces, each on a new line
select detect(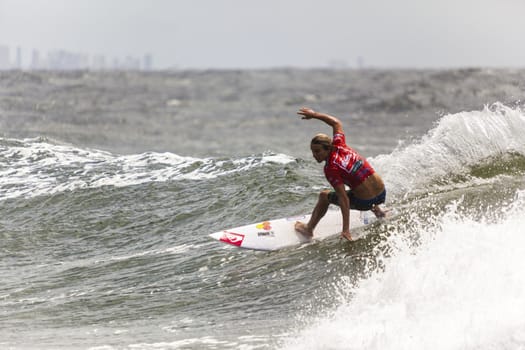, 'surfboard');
209,209,379,251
